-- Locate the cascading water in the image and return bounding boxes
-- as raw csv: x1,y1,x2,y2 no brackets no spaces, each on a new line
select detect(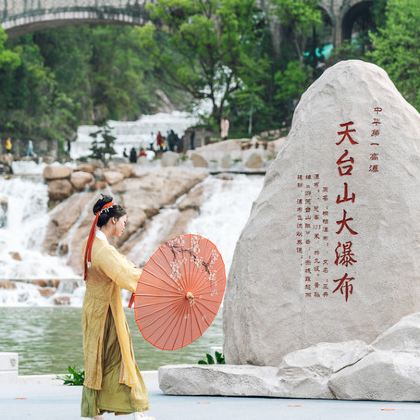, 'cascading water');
0,176,78,305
